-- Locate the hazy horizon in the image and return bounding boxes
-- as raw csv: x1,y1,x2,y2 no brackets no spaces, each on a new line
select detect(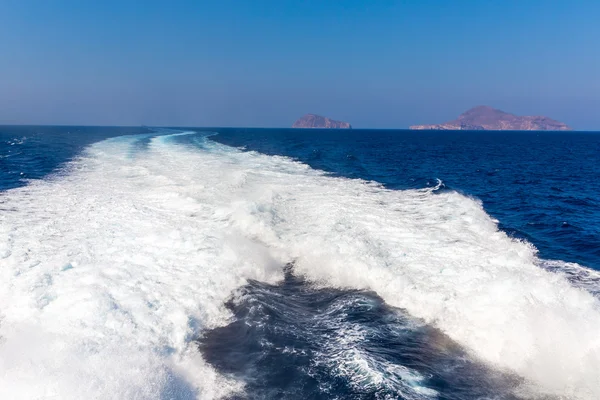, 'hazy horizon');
1,1,599,129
